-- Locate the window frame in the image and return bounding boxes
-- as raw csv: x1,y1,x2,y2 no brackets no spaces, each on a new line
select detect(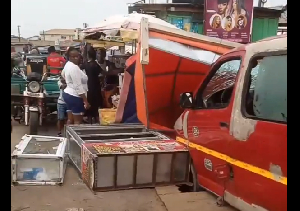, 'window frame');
194,55,243,110
241,50,287,124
